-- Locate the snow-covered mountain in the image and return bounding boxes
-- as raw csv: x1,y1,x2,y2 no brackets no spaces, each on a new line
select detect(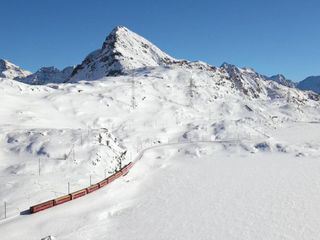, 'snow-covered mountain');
15,66,74,85
269,74,296,88
0,59,31,79
2,26,319,99
1,26,320,212
297,76,320,94
2,25,320,239
218,63,268,98
69,26,176,81
0,58,74,85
